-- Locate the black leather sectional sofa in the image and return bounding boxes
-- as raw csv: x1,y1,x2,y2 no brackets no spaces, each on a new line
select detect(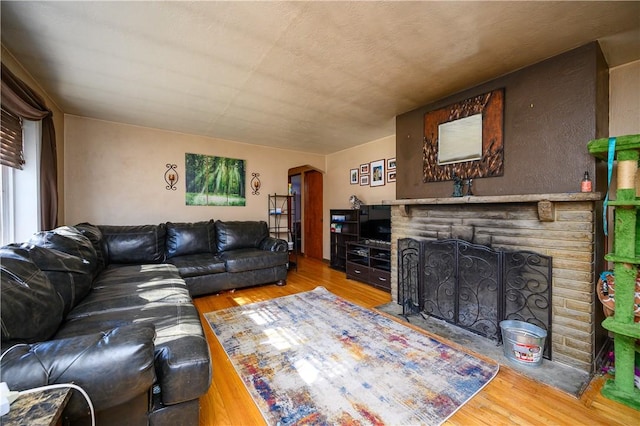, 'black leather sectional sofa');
0,220,289,425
